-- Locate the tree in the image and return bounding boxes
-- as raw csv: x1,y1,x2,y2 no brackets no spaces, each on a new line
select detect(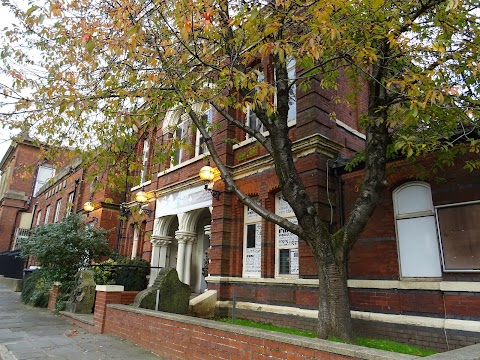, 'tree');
2,0,479,340
21,214,112,286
